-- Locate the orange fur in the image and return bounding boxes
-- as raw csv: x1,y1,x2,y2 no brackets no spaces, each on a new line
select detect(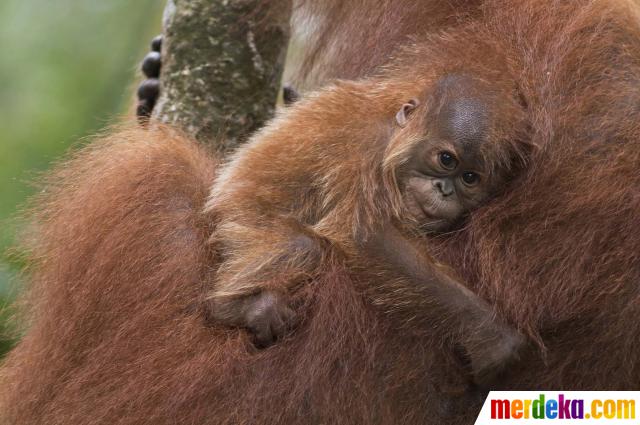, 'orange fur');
204,53,528,370
1,125,476,424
